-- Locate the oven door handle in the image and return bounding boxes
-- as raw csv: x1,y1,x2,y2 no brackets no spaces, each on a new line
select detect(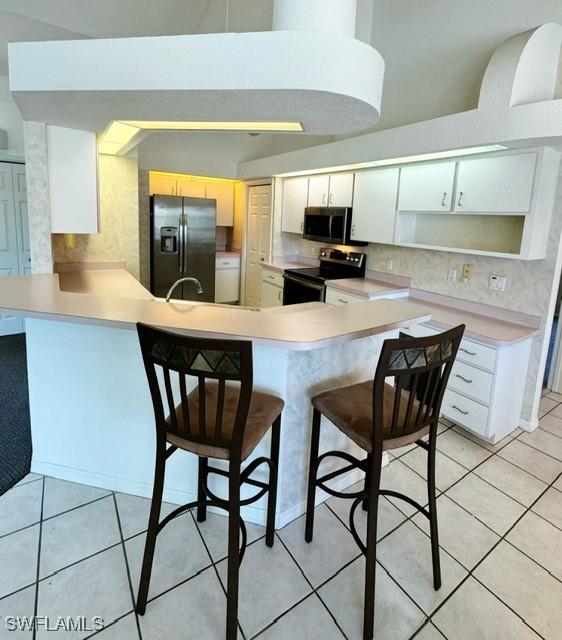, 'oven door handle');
283,274,324,291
